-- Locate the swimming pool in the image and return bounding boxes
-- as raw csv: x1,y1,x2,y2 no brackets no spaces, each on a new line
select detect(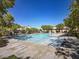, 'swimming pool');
15,33,63,47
